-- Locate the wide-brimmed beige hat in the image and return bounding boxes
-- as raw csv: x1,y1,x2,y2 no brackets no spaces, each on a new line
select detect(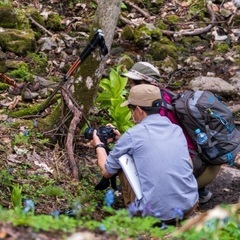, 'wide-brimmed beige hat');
122,62,160,83
121,84,161,107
